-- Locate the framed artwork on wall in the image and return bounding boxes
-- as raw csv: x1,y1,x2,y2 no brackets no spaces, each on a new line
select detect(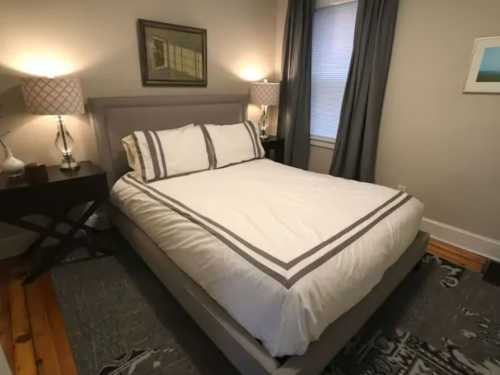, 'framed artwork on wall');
137,19,207,87
464,36,500,94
